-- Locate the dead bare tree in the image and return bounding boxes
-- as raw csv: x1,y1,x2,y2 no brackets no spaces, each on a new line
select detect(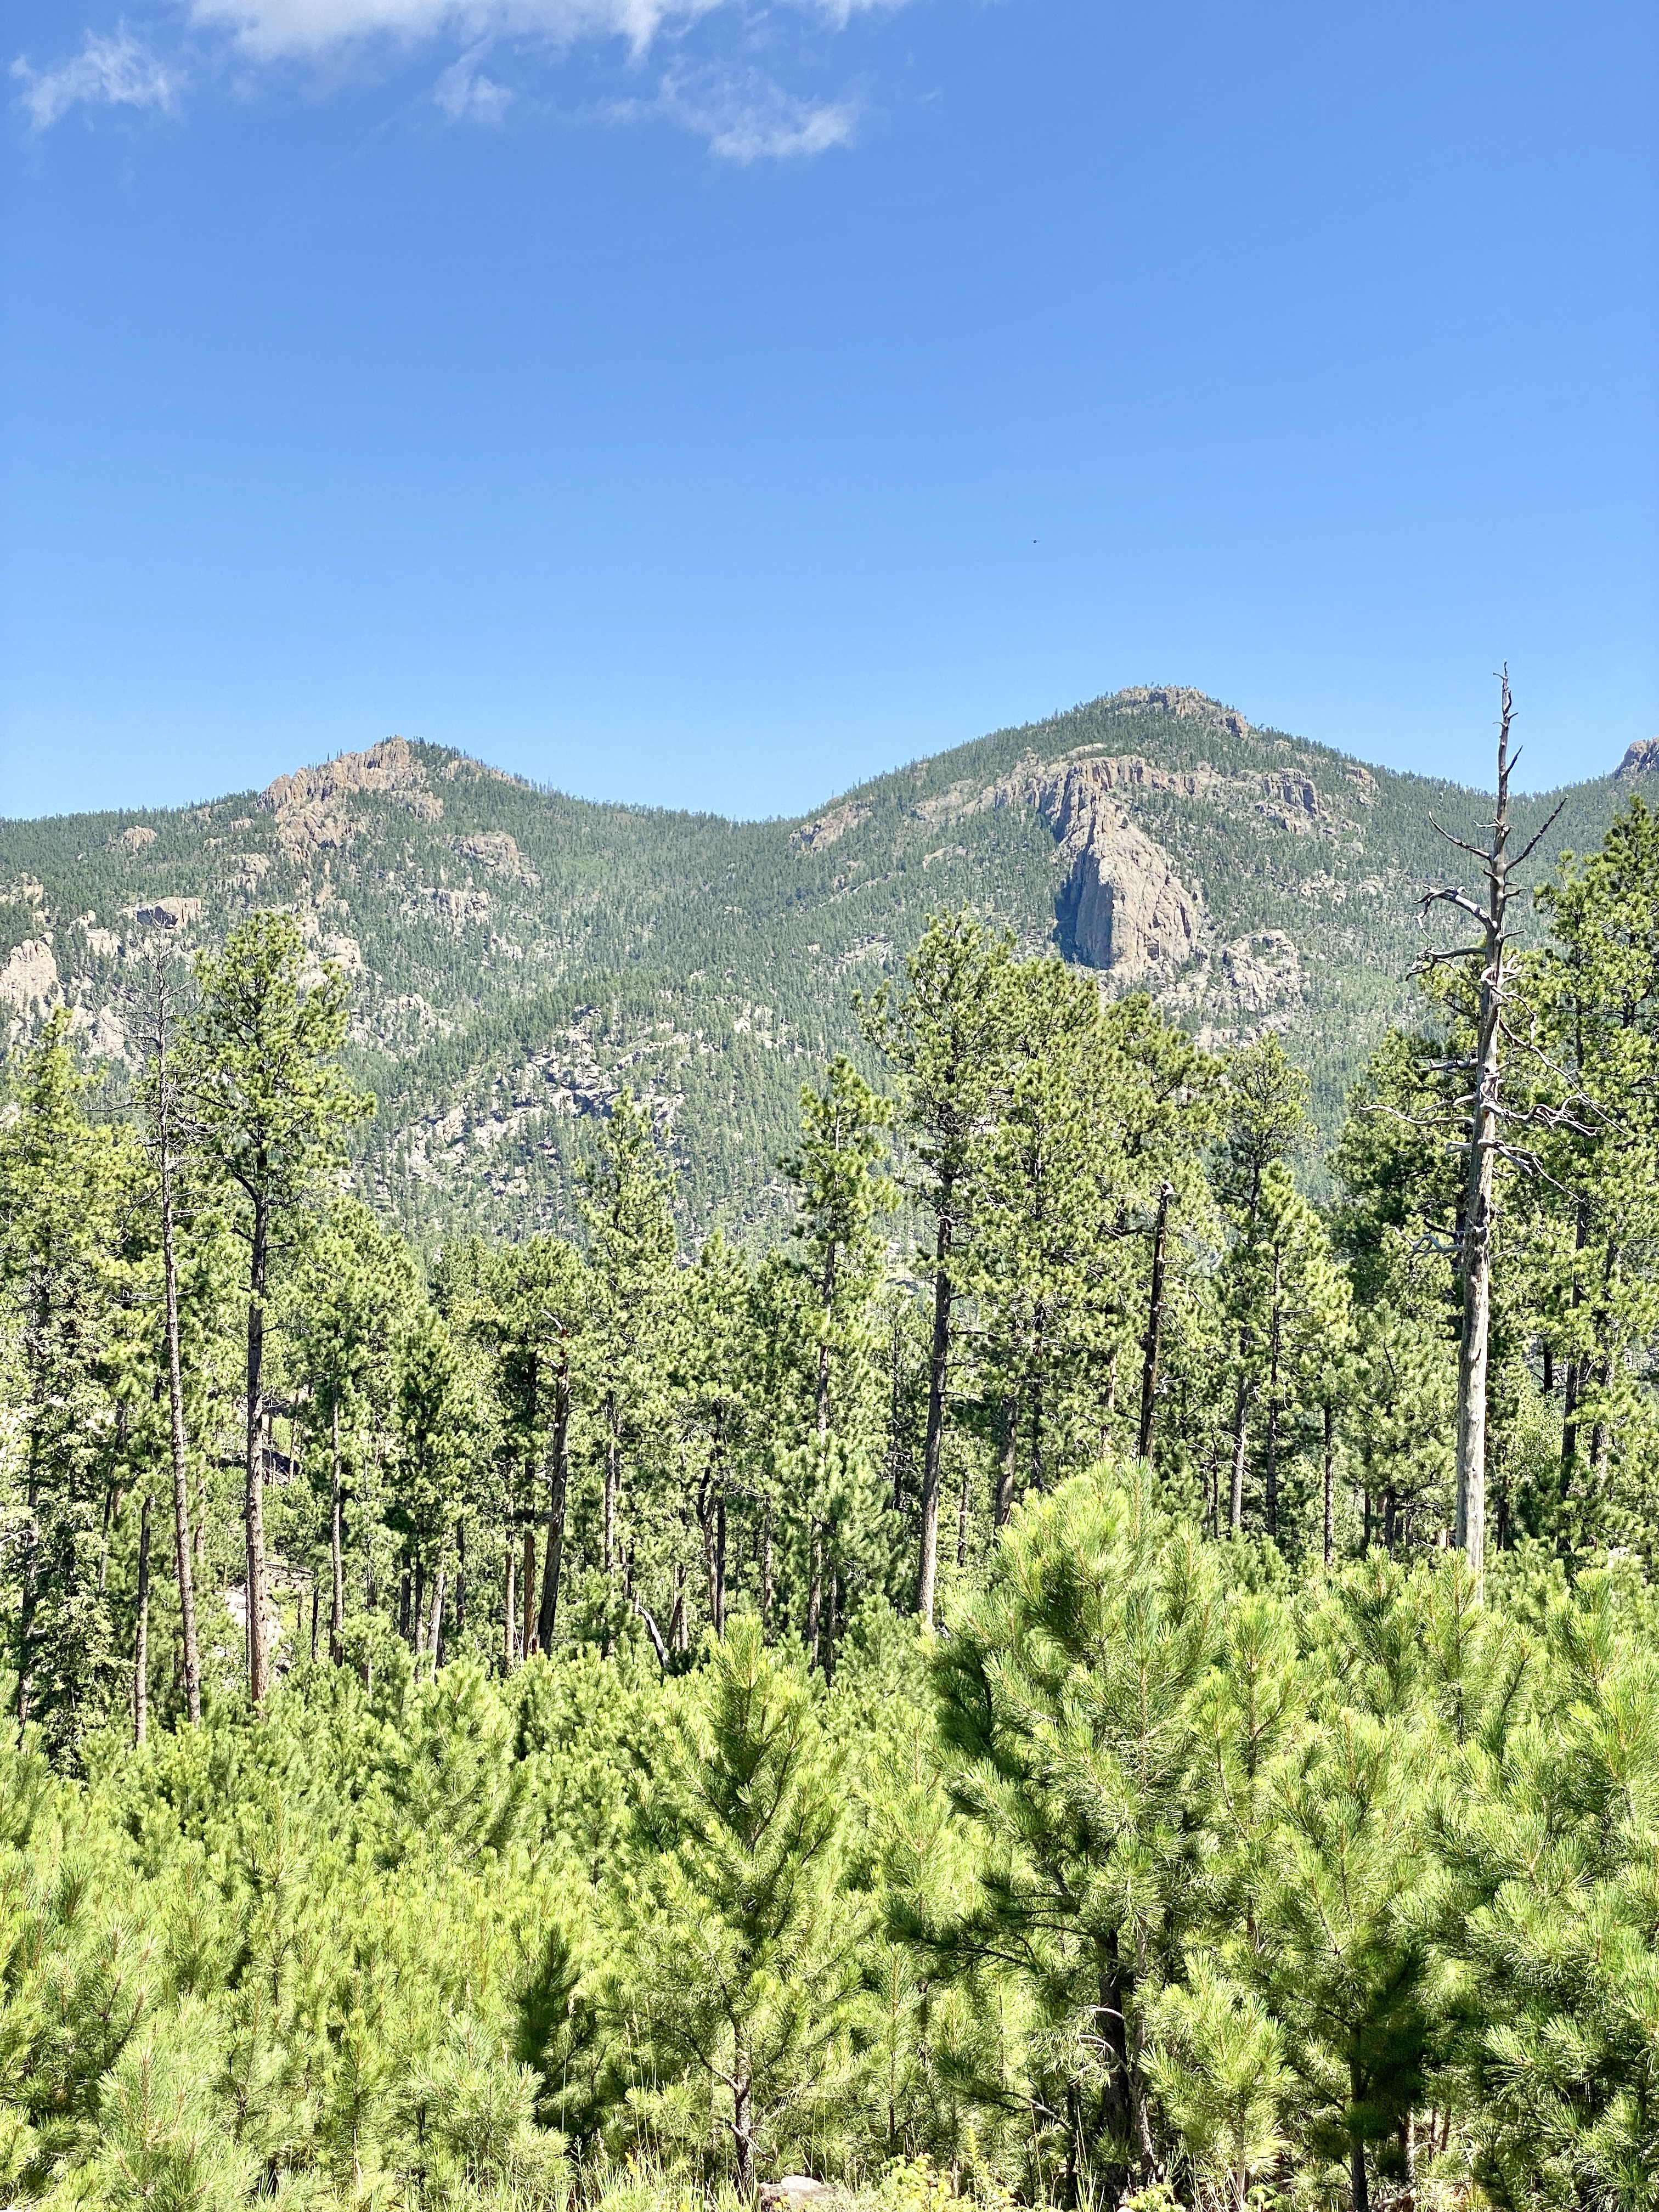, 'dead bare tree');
1415,671,1566,1593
